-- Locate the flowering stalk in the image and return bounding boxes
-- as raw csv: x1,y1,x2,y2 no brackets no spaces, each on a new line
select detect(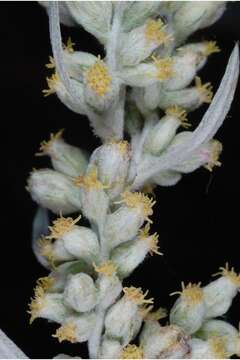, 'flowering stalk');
4,2,238,359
